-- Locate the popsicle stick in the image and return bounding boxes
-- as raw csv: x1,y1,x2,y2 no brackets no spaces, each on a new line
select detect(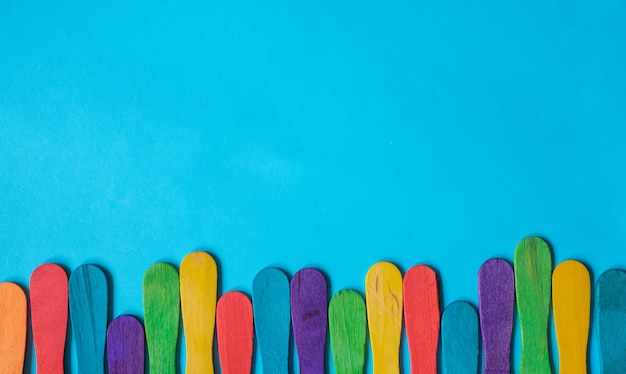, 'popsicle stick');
596,269,626,373
180,251,218,374
478,258,515,374
365,261,403,374
0,282,27,374
216,291,254,374
252,267,291,374
403,264,440,374
328,289,367,374
69,264,108,374
30,263,68,374
441,301,479,374
143,262,180,374
552,260,590,374
514,236,552,374
107,315,145,374
290,268,328,374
